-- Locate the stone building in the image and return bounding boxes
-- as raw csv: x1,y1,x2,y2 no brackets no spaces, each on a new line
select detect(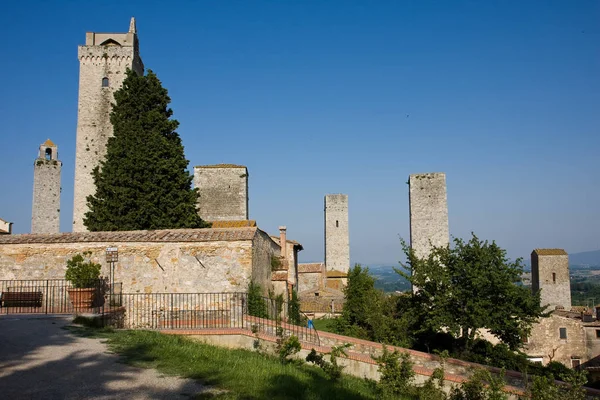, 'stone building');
531,248,571,311
0,227,278,295
194,164,249,222
0,218,12,235
324,194,350,274
408,172,449,260
31,139,61,234
72,17,144,232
